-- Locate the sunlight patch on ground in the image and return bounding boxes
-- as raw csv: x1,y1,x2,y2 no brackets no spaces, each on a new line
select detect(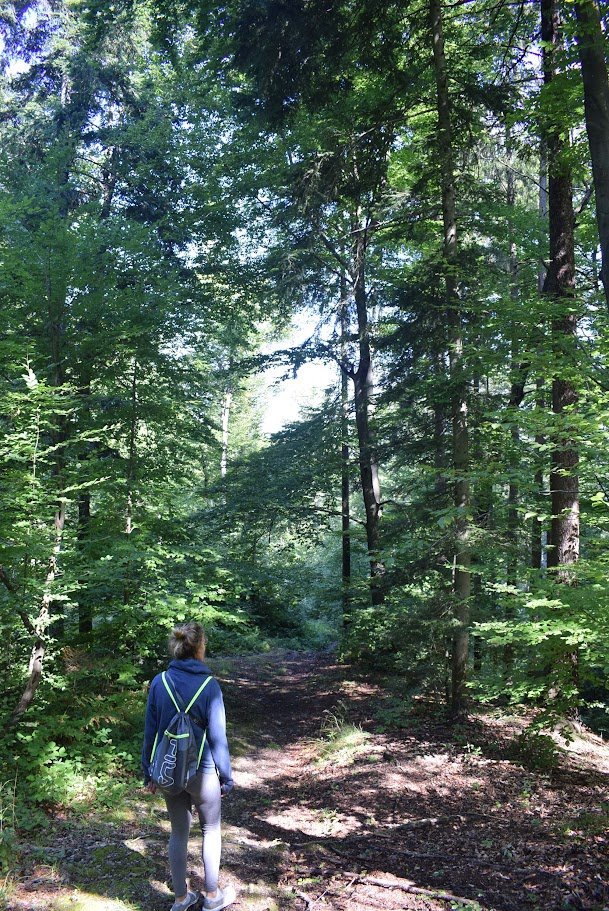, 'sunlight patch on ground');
229,832,289,851
122,837,151,856
556,727,609,773
375,768,430,795
239,882,281,911
232,742,313,788
418,751,450,768
233,767,259,788
49,891,137,911
263,806,361,837
339,679,384,698
156,816,171,834
149,878,172,898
